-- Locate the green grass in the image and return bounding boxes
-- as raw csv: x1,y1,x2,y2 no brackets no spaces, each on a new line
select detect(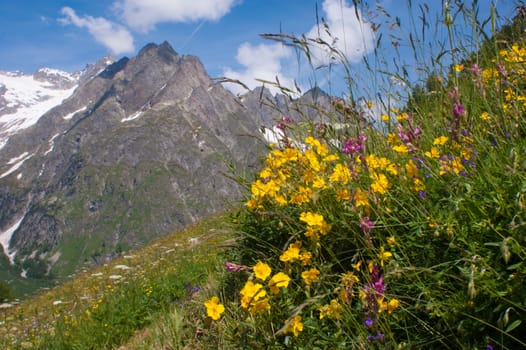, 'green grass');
0,214,236,349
